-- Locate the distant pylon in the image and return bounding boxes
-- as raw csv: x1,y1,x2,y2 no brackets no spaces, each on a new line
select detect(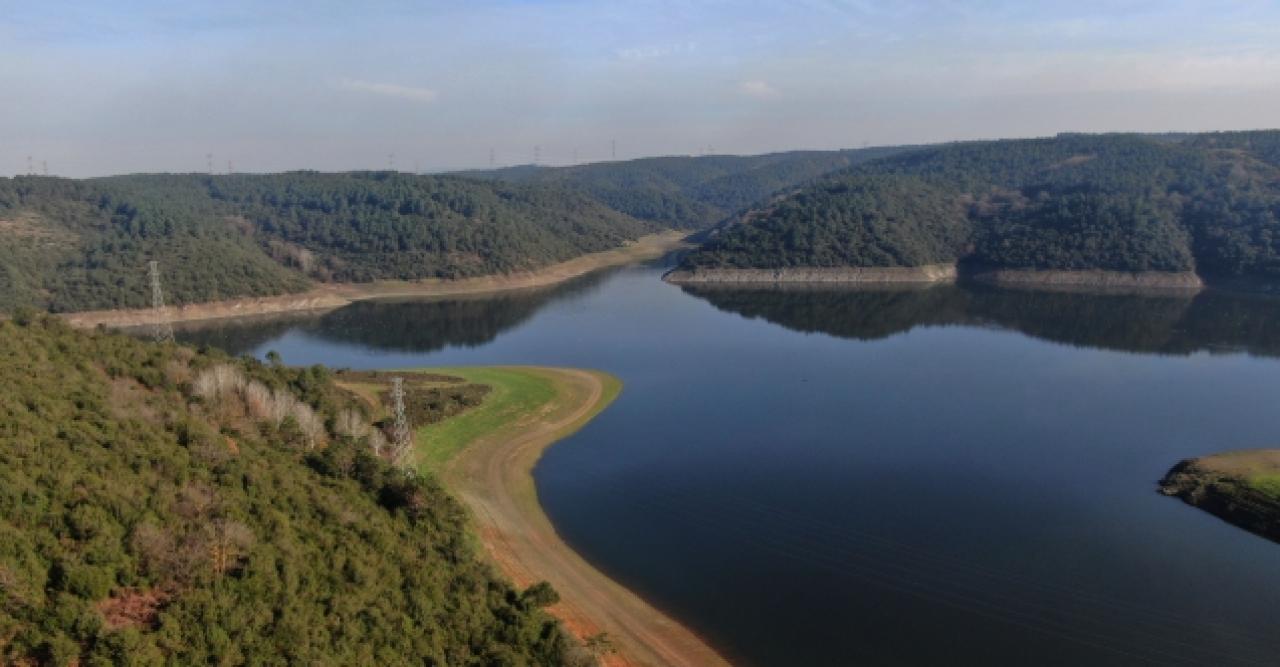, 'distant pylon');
389,377,413,466
148,261,175,344
227,160,233,174
573,148,578,164
26,155,33,175
533,145,540,165
388,153,395,171
206,153,213,174
42,161,48,176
